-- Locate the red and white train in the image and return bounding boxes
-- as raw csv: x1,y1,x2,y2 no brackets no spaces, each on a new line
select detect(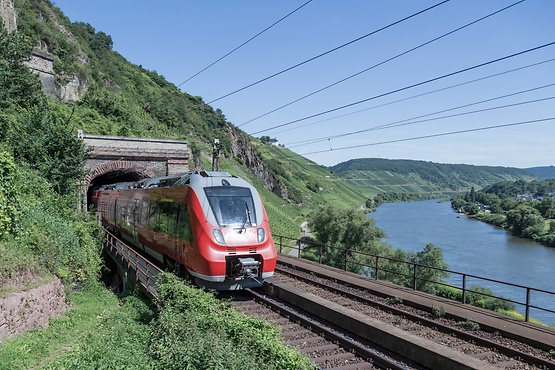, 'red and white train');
91,171,277,290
